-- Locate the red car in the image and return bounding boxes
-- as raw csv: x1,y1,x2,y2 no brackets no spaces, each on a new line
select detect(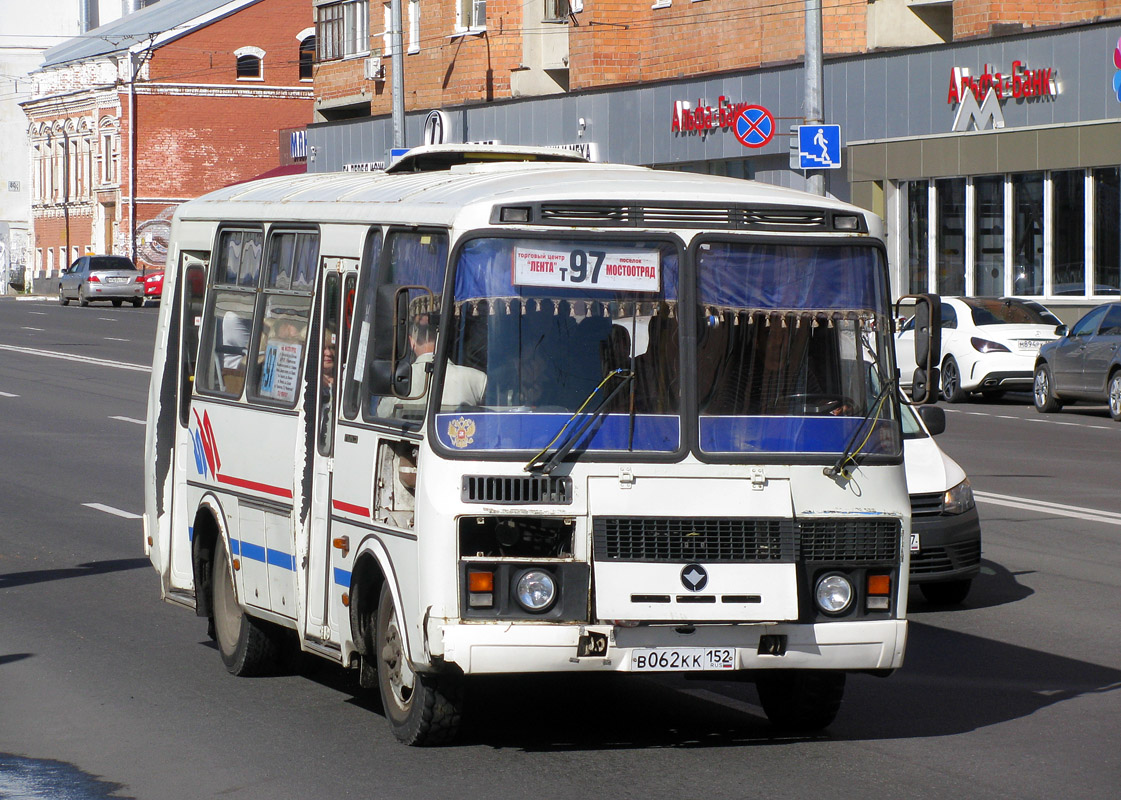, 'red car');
144,270,165,300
